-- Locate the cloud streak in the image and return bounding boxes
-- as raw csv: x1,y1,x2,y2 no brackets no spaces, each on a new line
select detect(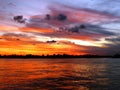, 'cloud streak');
0,0,120,55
